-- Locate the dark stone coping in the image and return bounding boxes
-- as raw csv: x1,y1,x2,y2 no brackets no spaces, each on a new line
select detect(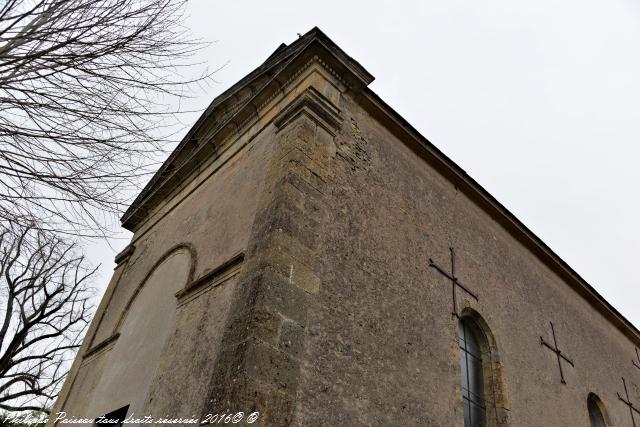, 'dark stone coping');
175,252,245,301
83,333,120,359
